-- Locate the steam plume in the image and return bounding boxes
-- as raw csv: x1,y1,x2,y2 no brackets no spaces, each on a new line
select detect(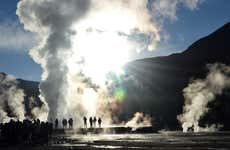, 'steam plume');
0,74,48,123
0,74,25,123
17,0,204,125
125,112,152,129
17,0,91,121
178,63,230,132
